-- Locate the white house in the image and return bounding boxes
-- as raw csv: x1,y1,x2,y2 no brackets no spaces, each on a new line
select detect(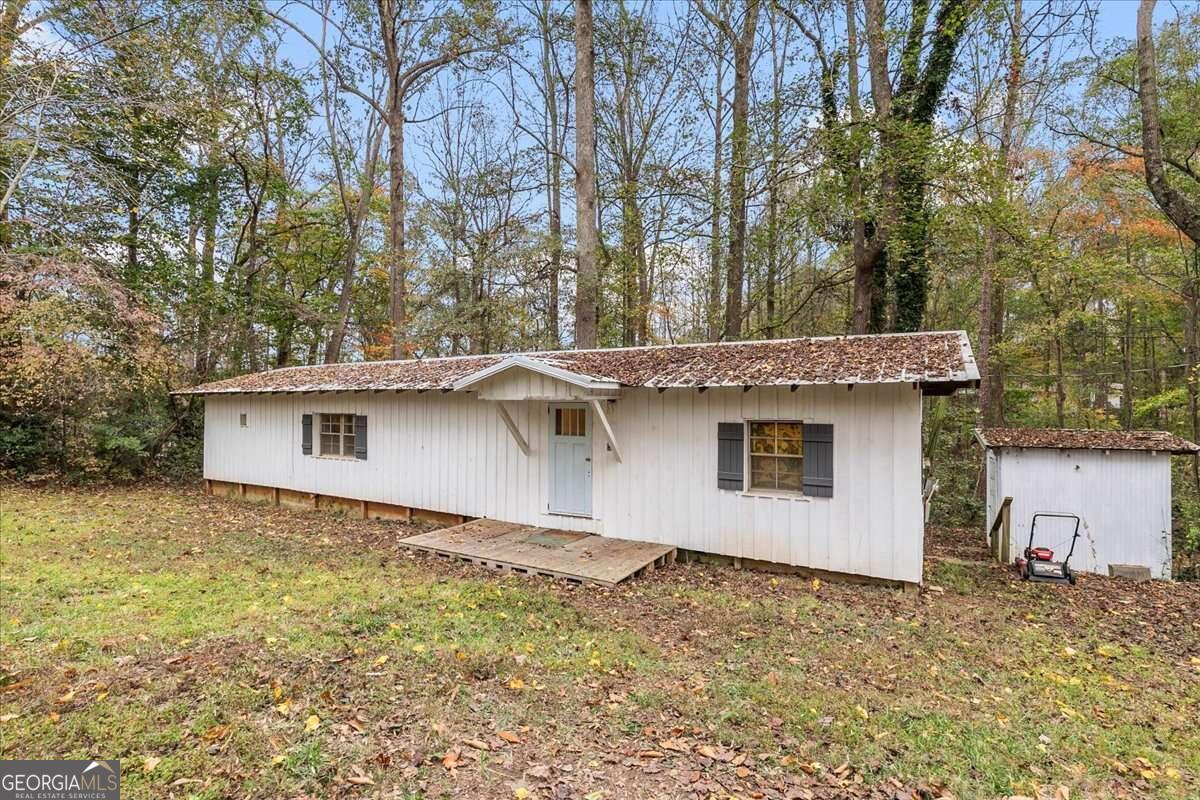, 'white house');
177,331,980,586
977,427,1199,580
